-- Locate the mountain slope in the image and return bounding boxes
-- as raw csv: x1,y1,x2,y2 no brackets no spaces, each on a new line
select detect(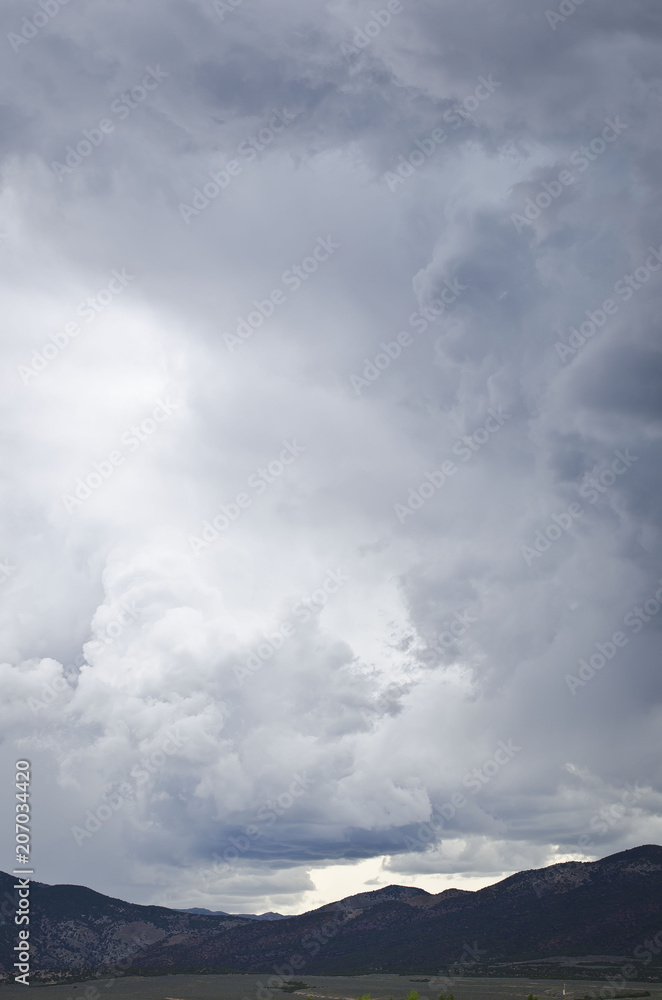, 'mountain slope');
0,876,249,979
1,845,661,981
